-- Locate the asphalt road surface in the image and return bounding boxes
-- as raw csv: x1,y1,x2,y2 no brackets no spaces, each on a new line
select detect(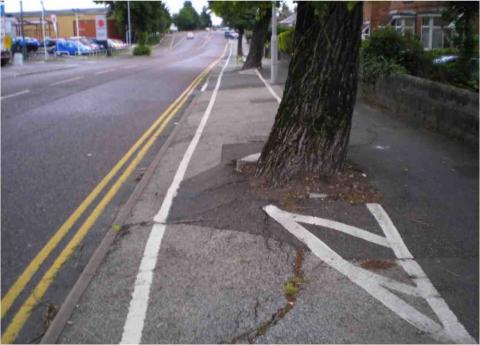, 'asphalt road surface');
1,31,225,343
